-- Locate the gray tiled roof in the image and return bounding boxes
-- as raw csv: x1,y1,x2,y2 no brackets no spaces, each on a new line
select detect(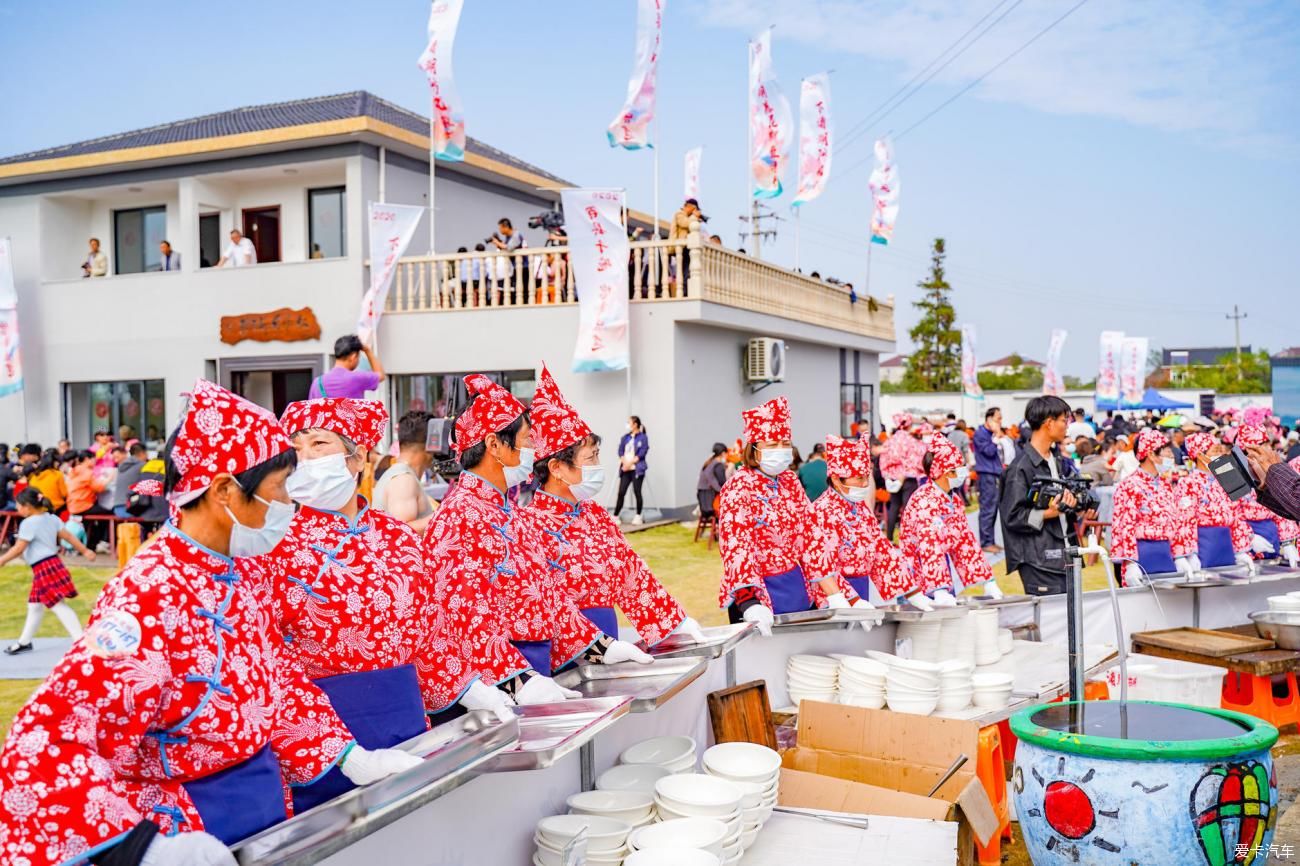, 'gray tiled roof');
0,91,570,184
